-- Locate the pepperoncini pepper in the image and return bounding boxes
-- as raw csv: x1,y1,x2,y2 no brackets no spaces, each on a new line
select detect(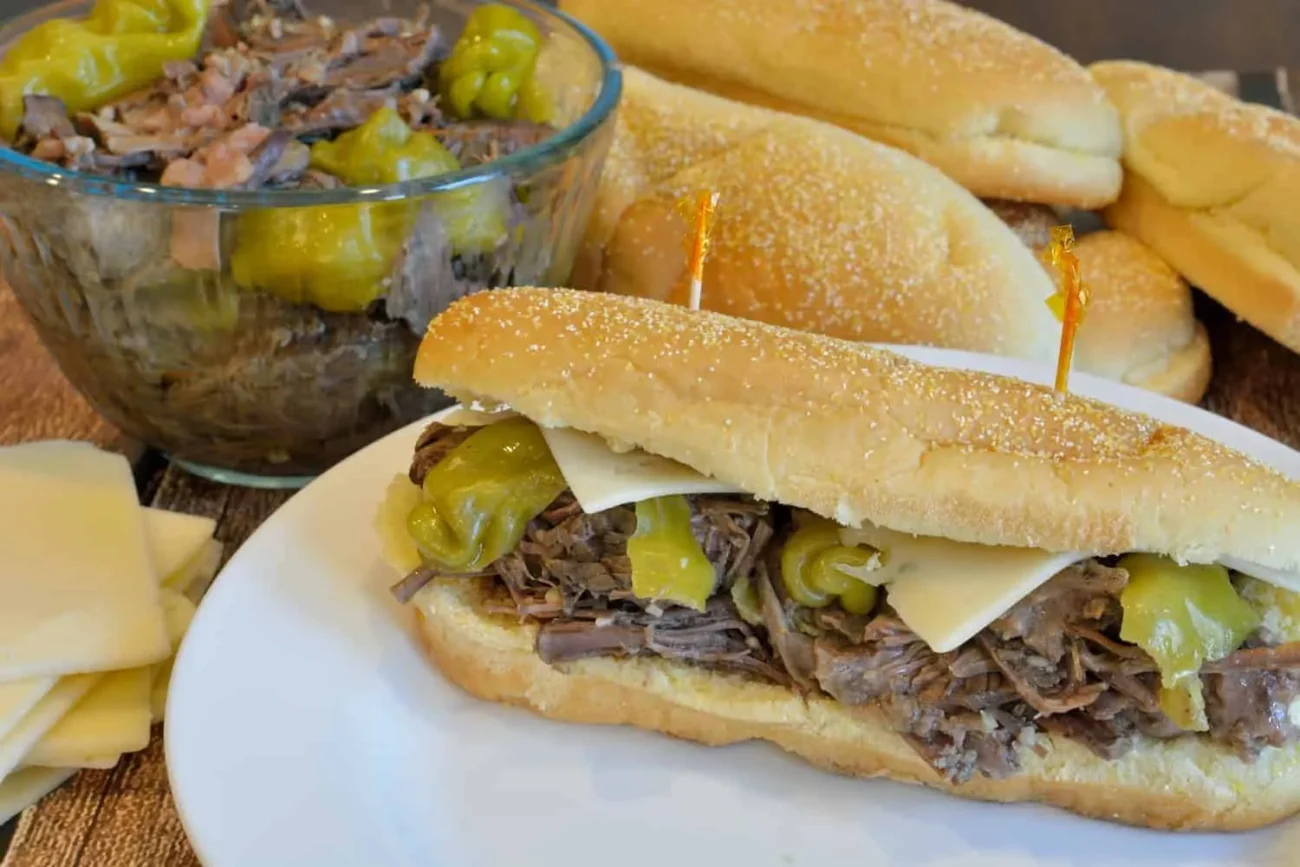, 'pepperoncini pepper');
405,418,566,572
1118,553,1259,731
439,3,551,123
0,0,207,139
781,517,881,615
231,107,506,312
627,496,717,611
